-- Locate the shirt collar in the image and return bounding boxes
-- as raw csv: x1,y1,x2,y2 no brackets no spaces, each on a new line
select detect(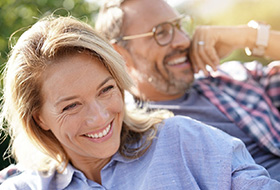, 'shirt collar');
56,151,139,189
111,151,138,163
55,163,76,189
